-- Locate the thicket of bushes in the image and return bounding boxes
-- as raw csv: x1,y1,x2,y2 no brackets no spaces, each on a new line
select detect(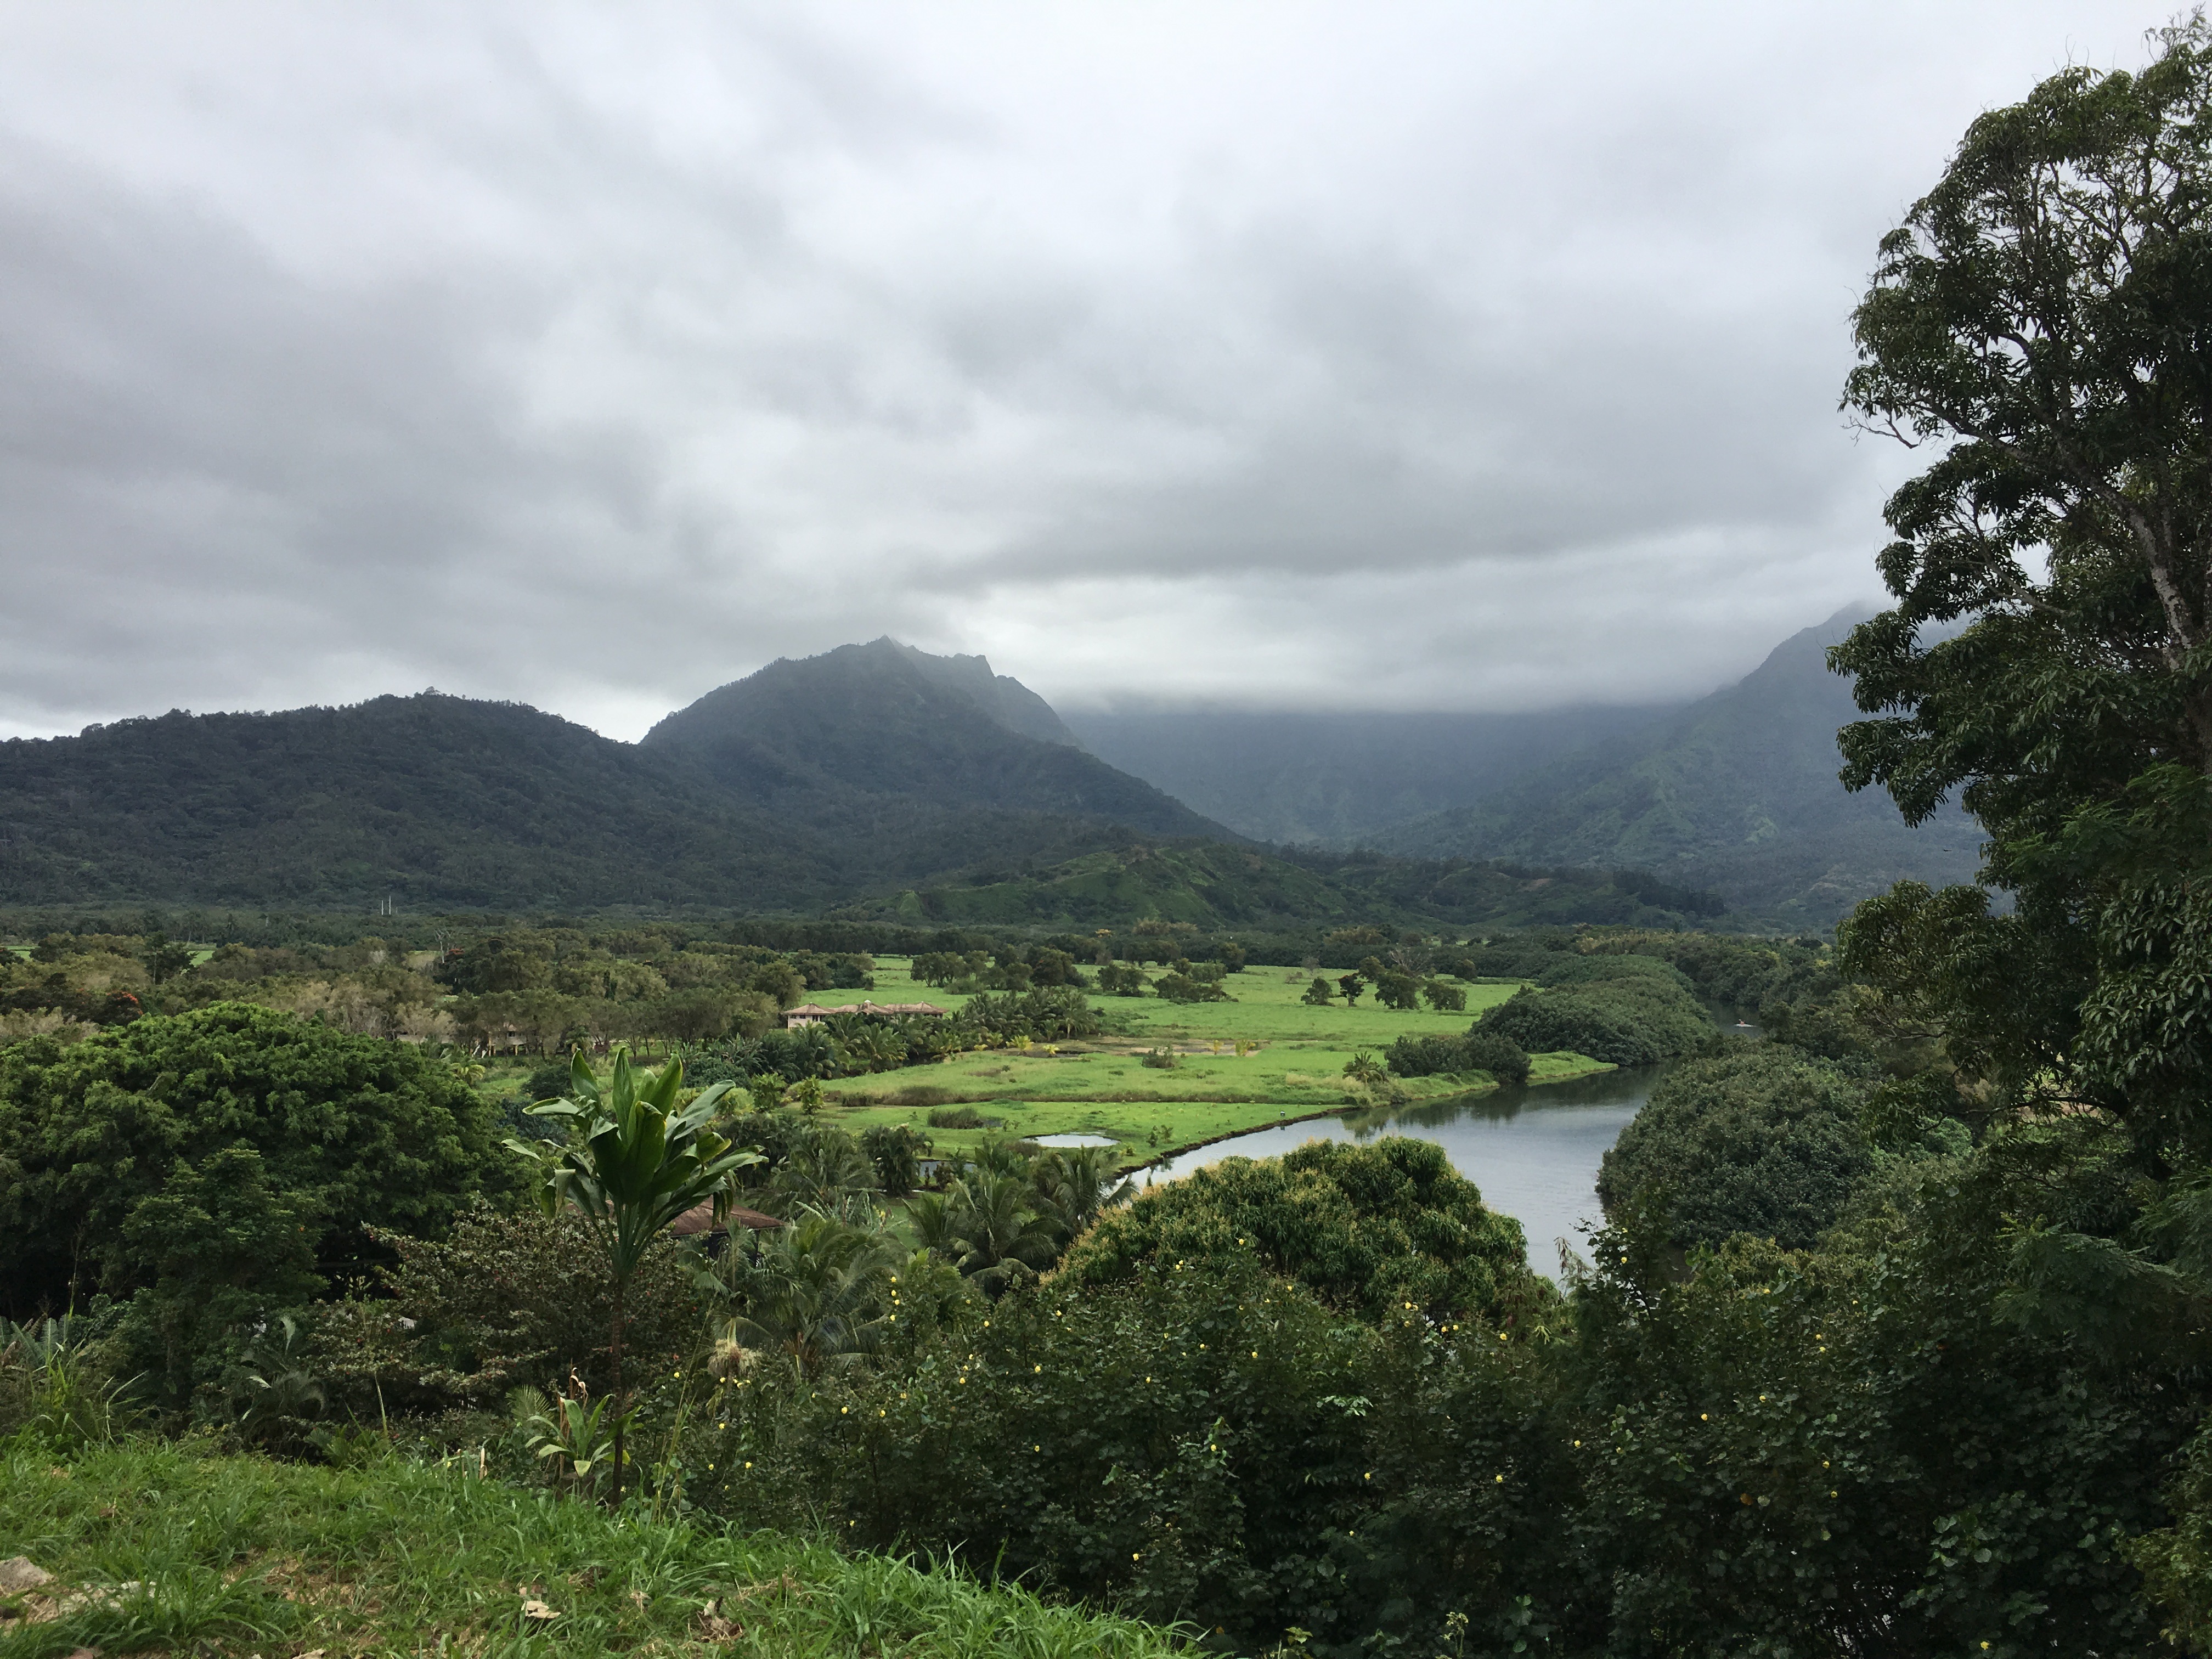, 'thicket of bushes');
1596,1046,1878,1249
1472,952,1722,1068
